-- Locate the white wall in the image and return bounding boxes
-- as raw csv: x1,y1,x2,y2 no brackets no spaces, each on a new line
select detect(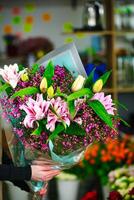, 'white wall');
0,0,91,53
